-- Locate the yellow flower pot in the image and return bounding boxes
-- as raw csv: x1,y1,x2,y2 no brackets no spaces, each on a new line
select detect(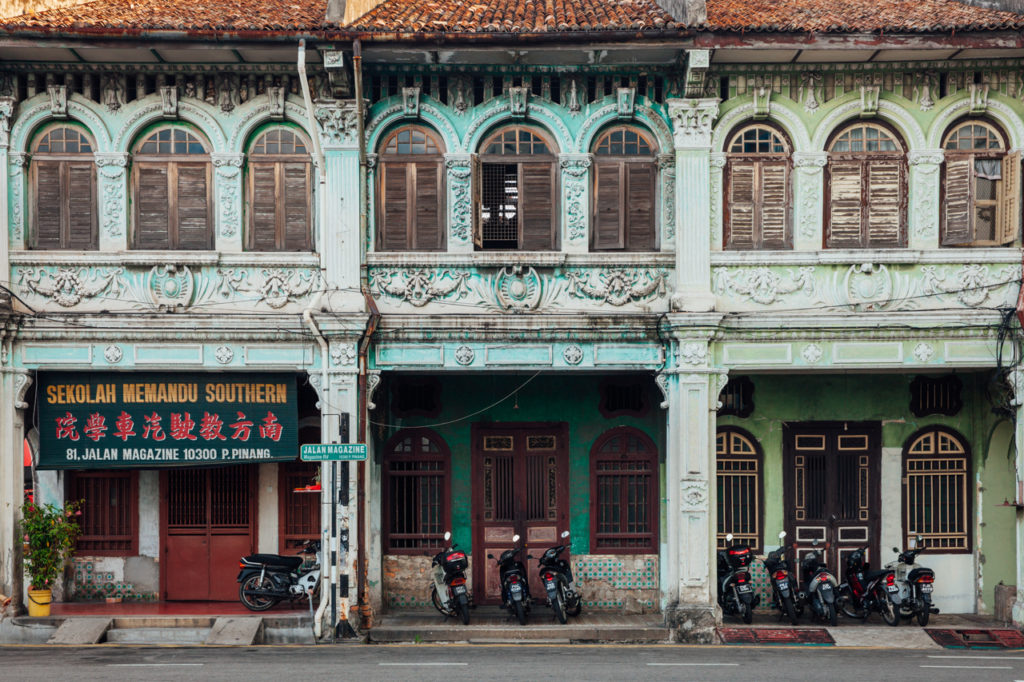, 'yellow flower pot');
27,589,51,617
